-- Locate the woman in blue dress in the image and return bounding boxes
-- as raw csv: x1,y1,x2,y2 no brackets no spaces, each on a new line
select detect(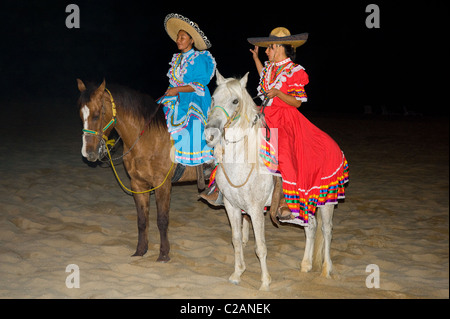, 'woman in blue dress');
158,13,216,166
